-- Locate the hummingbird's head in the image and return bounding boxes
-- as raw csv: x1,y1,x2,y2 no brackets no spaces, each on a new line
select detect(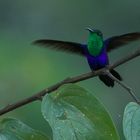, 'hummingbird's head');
86,27,103,38
86,27,104,55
